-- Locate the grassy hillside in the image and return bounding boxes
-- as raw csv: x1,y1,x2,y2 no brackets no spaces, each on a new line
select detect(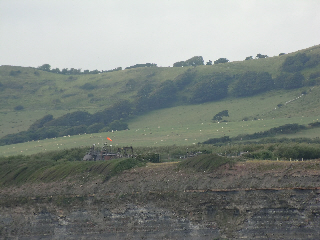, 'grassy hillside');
1,89,320,157
0,66,187,136
1,45,320,155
